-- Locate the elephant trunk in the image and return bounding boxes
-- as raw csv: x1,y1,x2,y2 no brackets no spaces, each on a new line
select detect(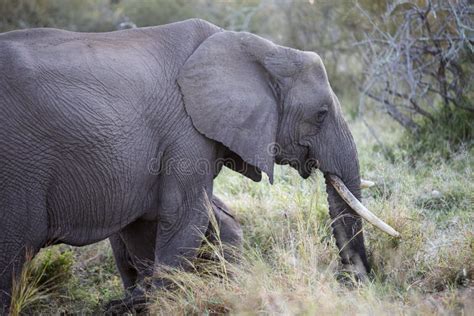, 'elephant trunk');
309,108,389,275
323,165,371,275
310,101,401,274
321,165,399,275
